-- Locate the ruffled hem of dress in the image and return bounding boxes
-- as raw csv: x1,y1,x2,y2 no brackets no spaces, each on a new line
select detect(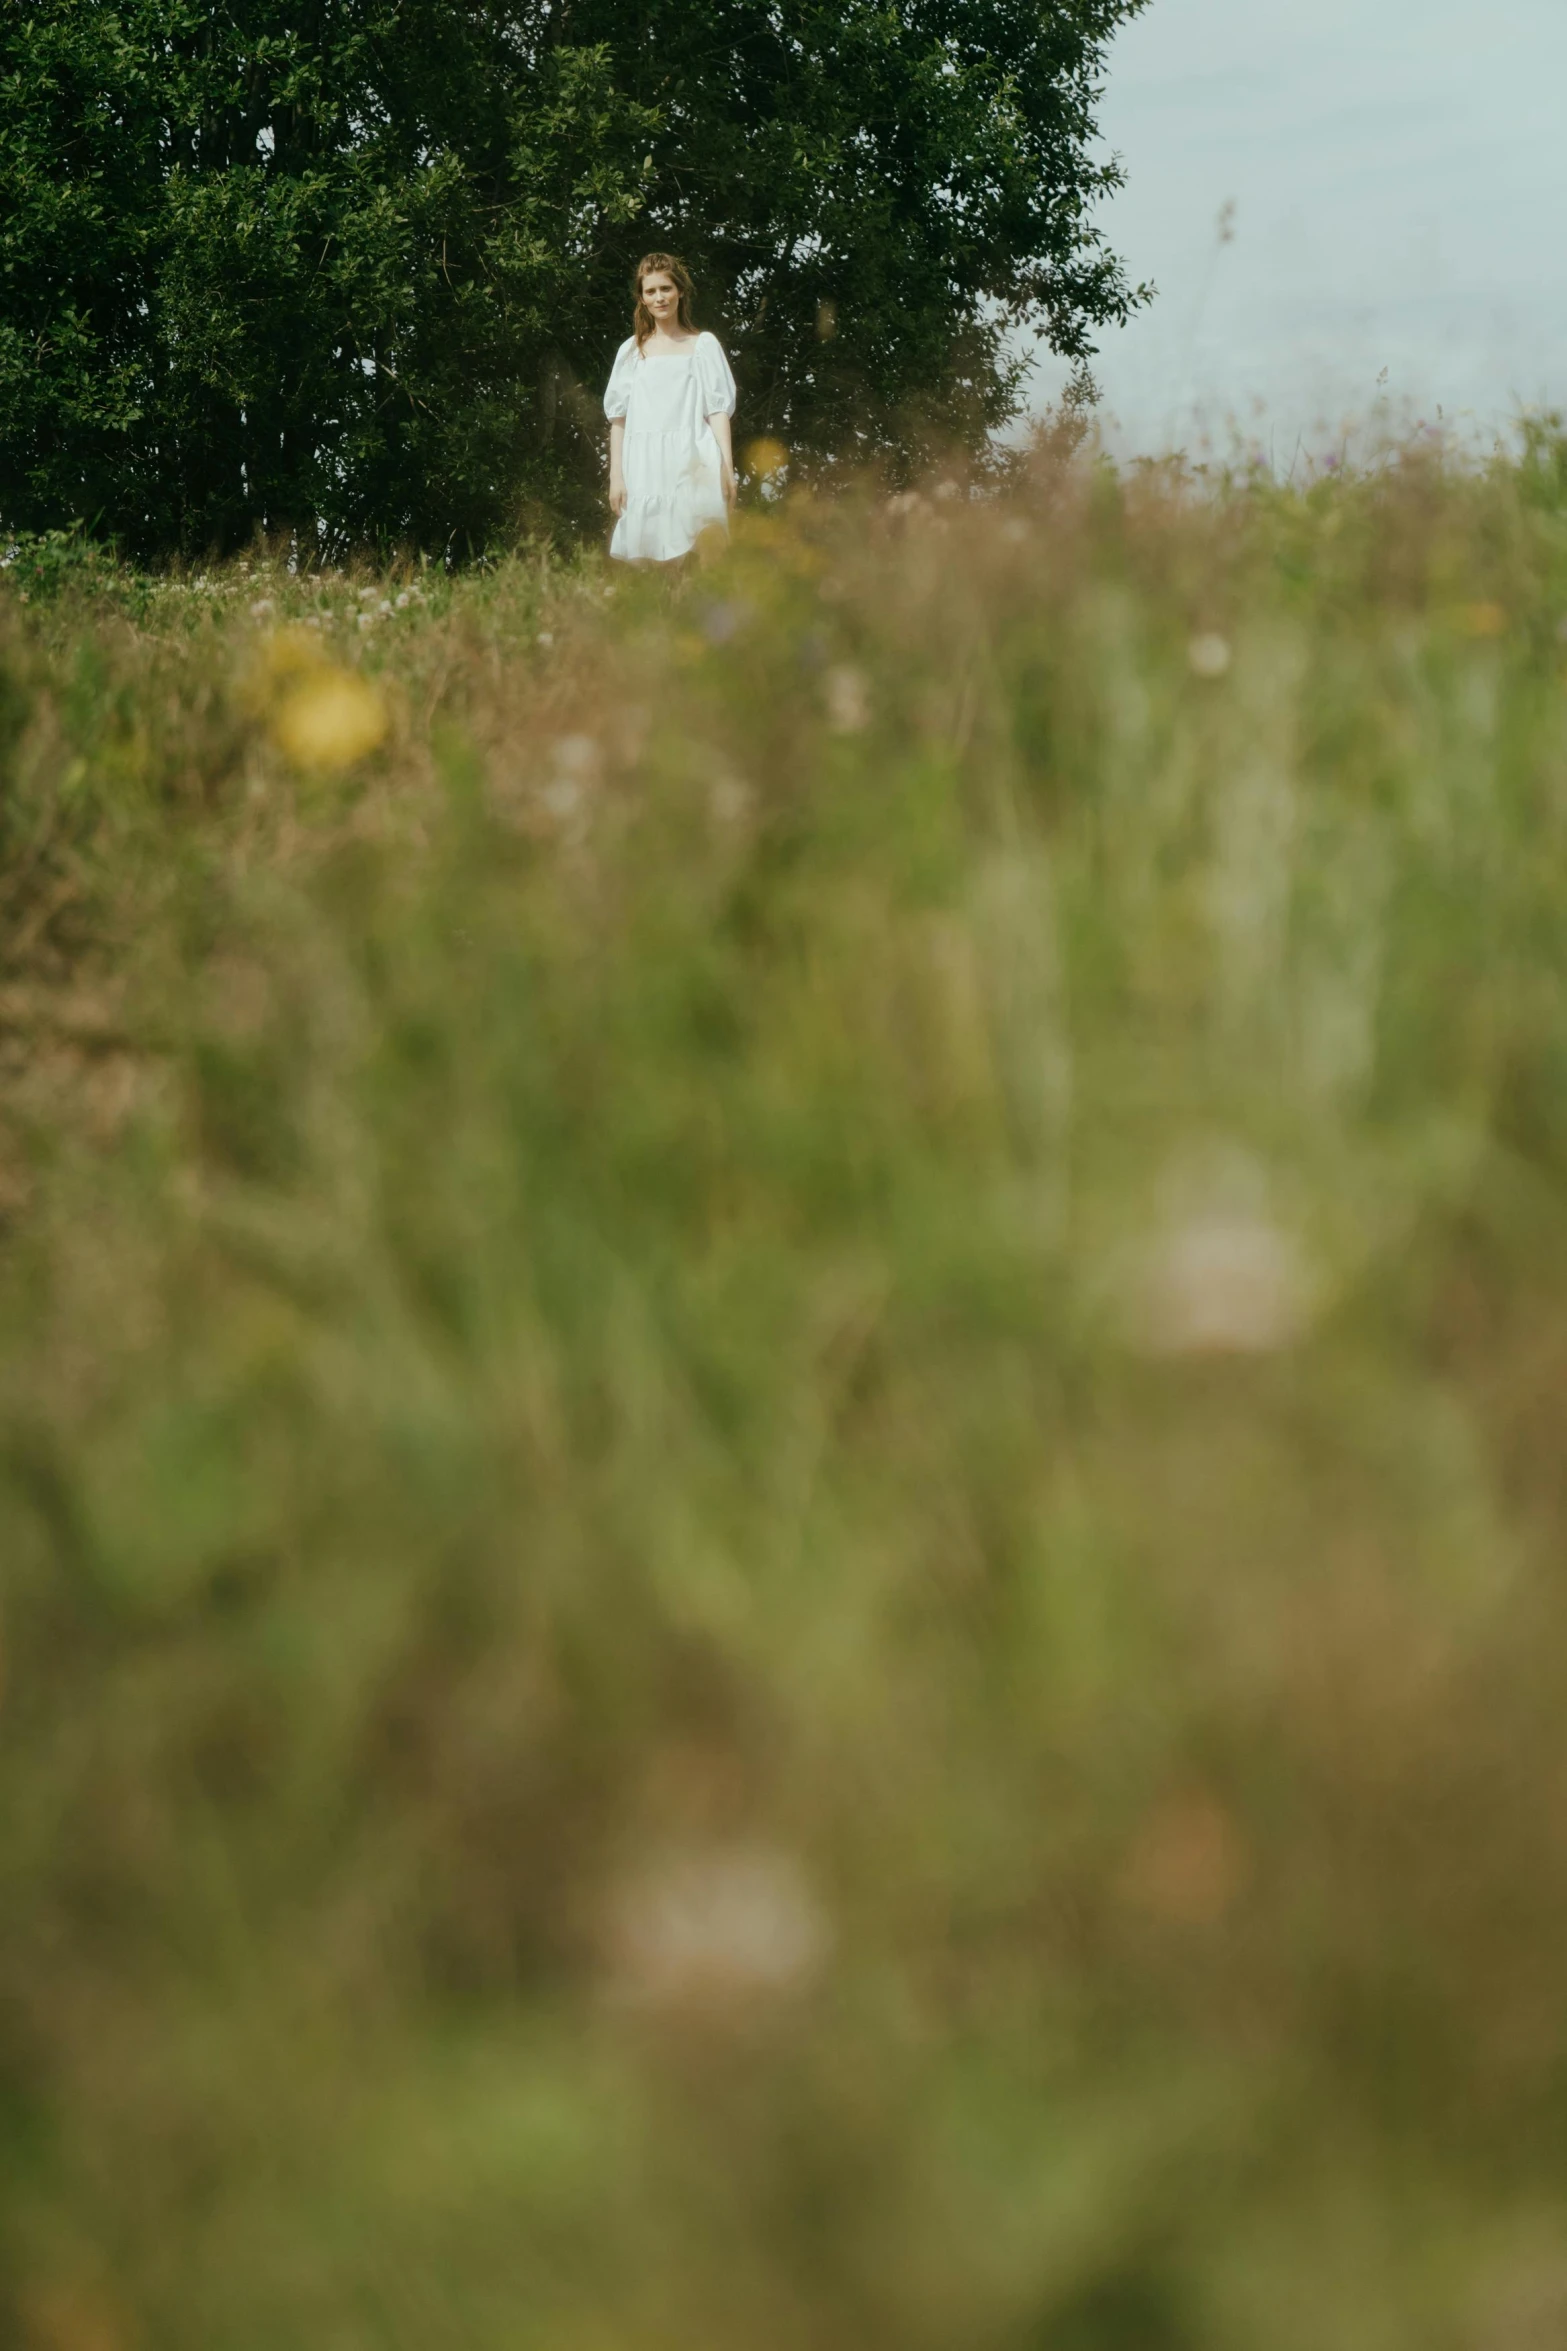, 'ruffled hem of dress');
610,496,728,564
